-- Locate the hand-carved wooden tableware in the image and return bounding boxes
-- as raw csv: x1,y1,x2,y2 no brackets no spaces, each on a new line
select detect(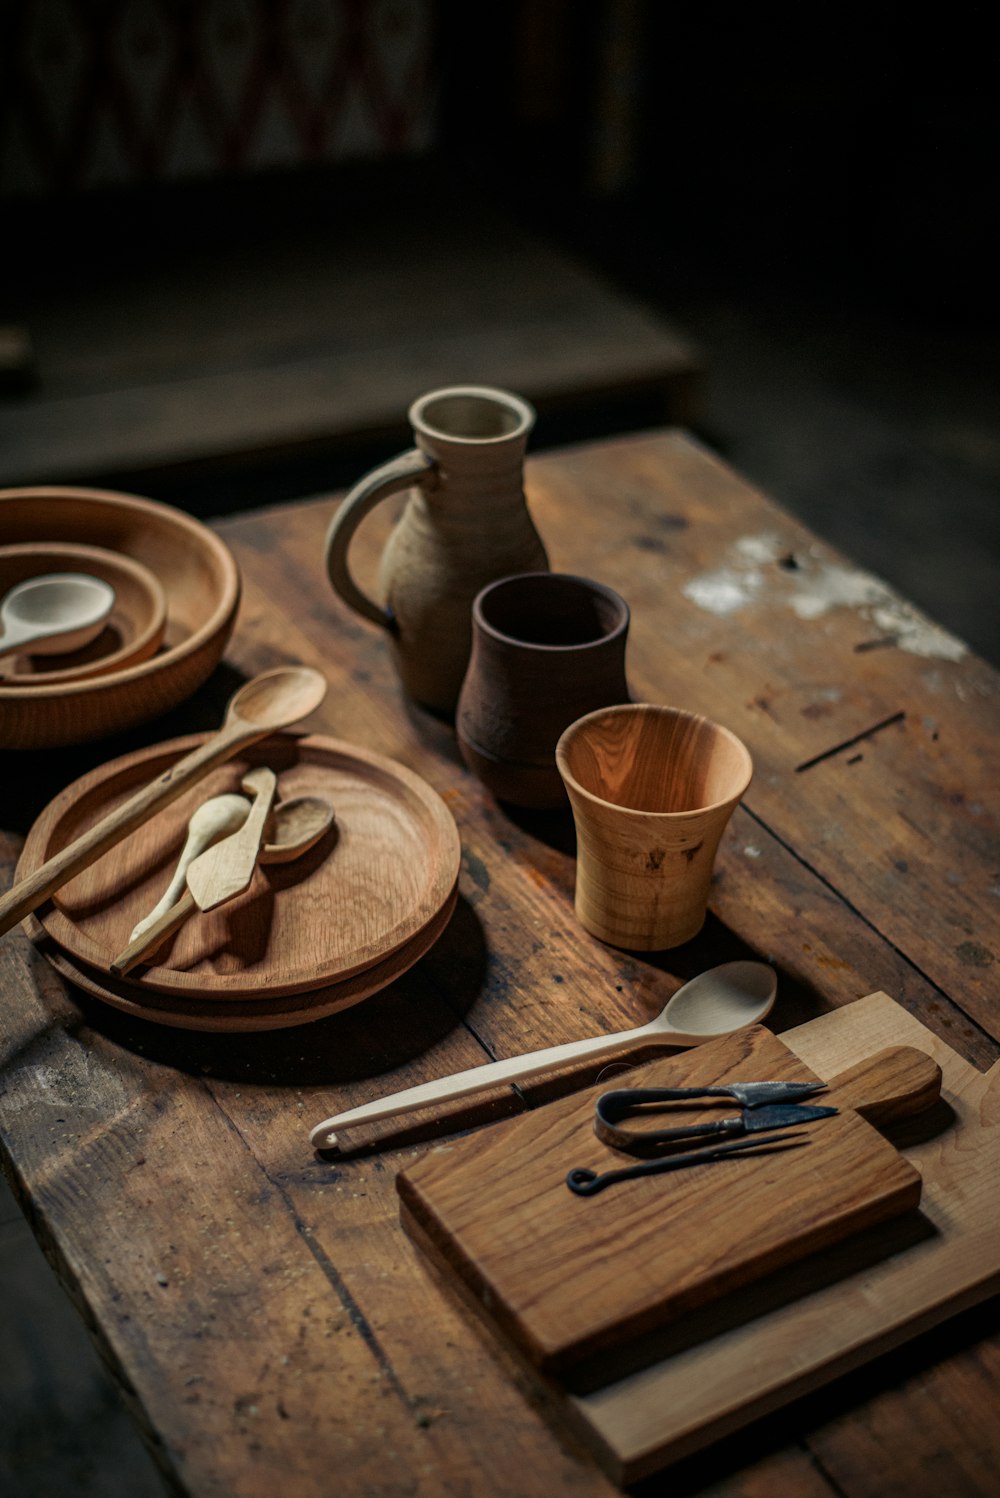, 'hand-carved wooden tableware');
27,884,457,1032
0,542,167,683
16,732,461,1001
112,794,335,976
0,485,240,748
0,666,326,938
556,703,753,950
126,793,252,946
